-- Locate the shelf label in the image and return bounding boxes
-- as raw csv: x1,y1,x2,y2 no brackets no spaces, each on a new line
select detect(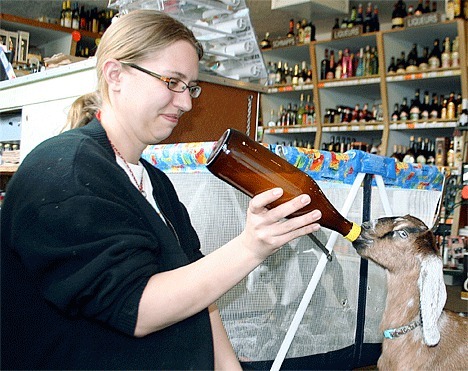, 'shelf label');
405,13,440,28
271,37,296,49
332,25,362,40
